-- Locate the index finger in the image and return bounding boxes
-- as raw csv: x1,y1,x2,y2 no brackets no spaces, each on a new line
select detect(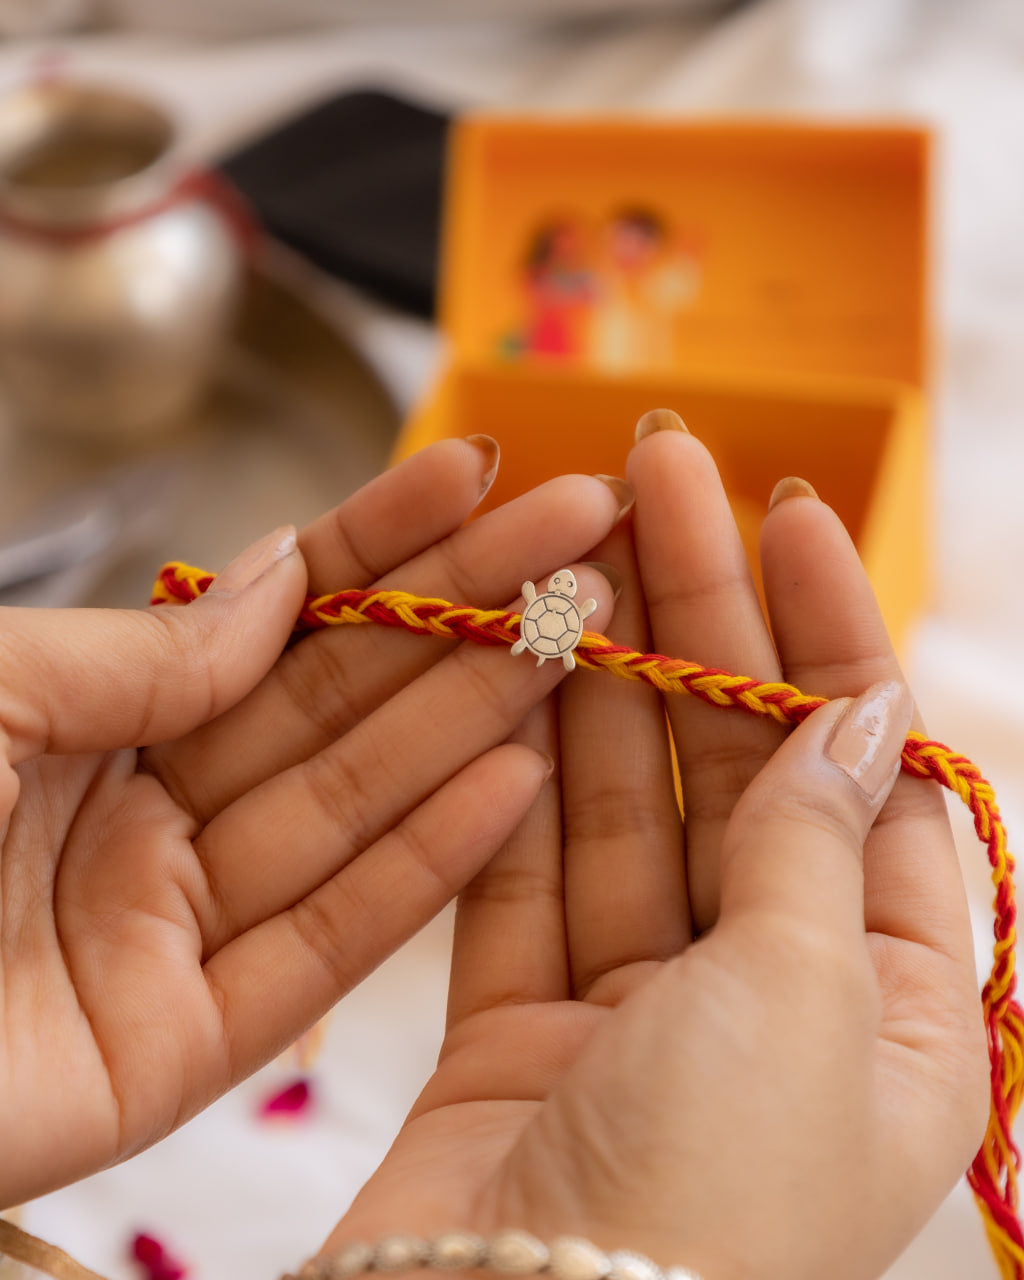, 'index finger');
761,487,974,964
